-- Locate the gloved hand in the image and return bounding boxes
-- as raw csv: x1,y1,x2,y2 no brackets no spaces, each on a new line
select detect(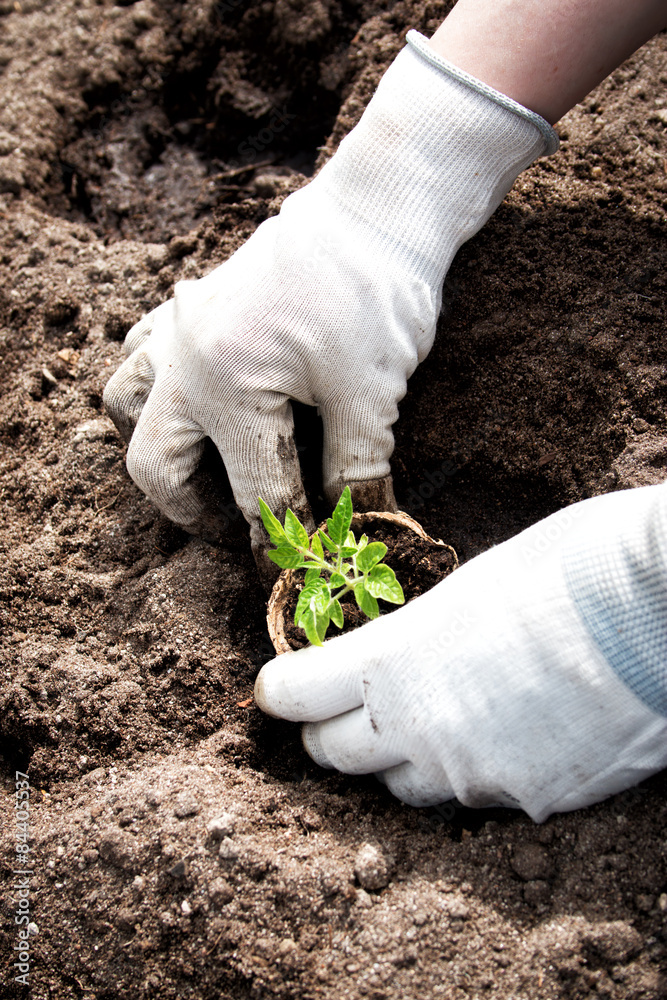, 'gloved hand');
103,31,557,585
254,485,667,822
